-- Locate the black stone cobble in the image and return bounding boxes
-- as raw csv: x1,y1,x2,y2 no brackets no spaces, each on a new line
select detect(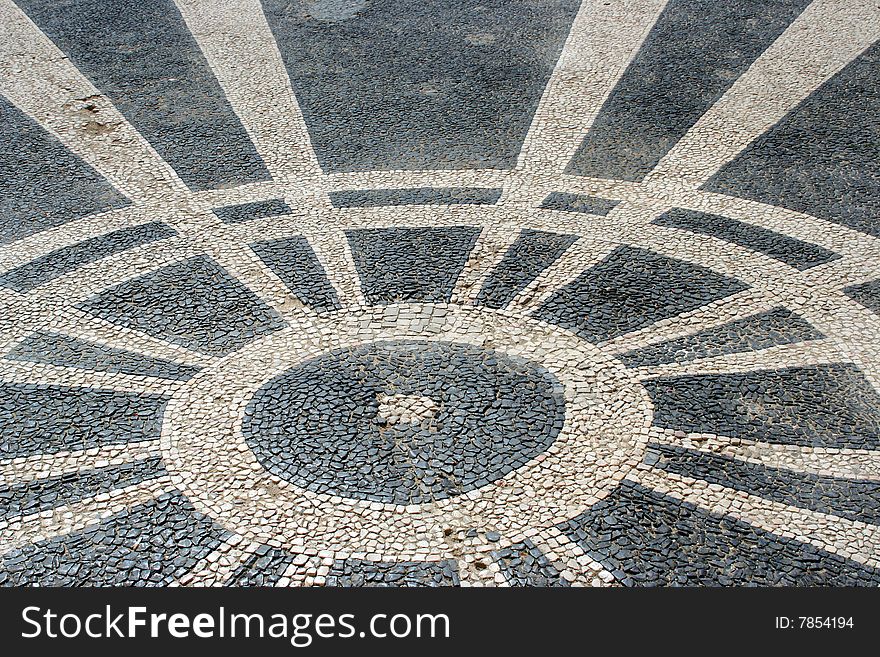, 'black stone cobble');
325,559,459,587
0,491,228,587
0,456,166,520
560,480,880,586
78,255,286,357
535,245,748,343
492,539,570,587
619,307,823,368
346,226,480,304
645,364,880,449
243,340,565,505
0,383,167,459
476,229,577,310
